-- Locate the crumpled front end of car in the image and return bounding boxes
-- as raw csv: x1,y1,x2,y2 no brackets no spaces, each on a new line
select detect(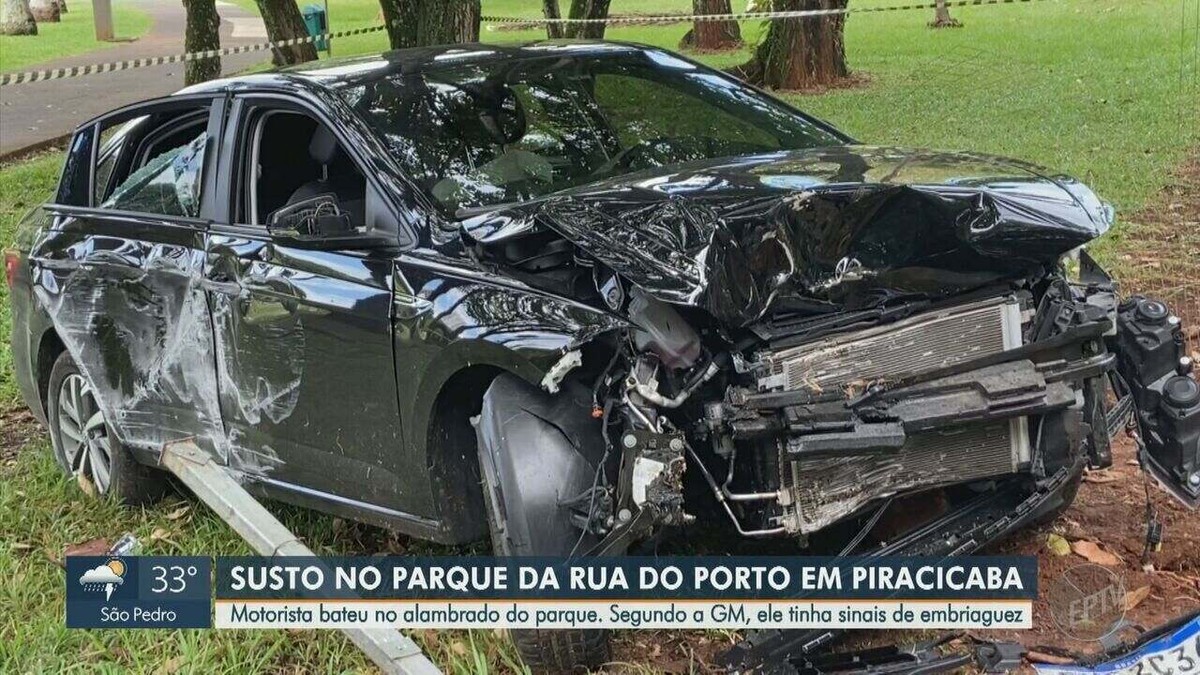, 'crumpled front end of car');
464,146,1199,556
